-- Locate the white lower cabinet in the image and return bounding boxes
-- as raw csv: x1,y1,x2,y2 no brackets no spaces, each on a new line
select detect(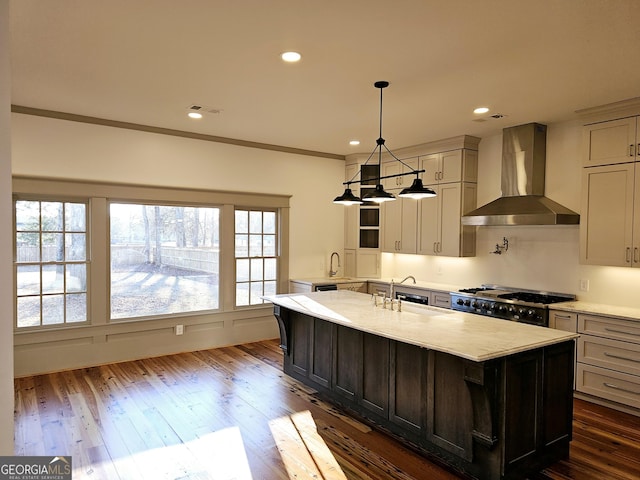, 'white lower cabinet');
575,312,640,410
